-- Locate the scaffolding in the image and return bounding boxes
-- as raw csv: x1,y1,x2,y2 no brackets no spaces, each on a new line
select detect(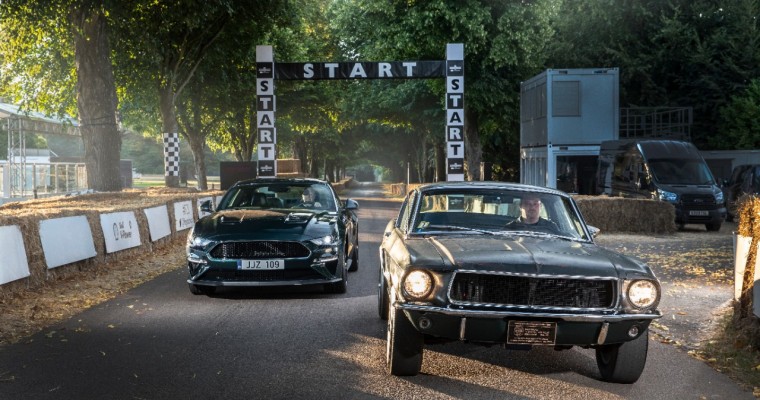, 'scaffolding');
0,102,83,199
619,107,692,141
